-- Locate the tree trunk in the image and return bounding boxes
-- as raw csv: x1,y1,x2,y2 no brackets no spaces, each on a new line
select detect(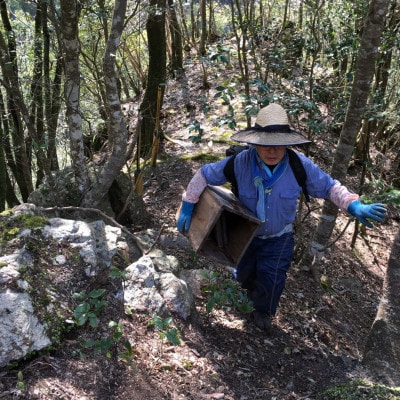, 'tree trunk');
230,0,251,127
198,0,207,55
357,0,399,157
207,0,217,42
168,0,183,75
0,124,5,211
0,0,33,200
81,0,128,209
282,0,290,30
375,0,399,142
43,1,60,172
0,87,19,205
190,0,197,43
363,227,400,385
2,0,52,194
300,0,391,278
5,170,20,207
176,0,190,46
60,0,90,194
31,0,45,186
46,55,63,171
139,0,166,155
307,1,324,99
